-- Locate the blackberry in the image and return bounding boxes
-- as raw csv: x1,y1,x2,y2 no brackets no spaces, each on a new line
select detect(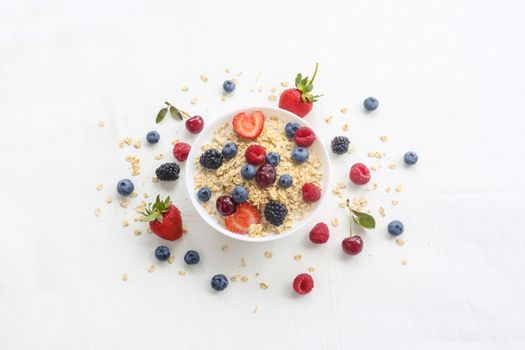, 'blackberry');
199,149,223,170
155,162,180,181
331,136,350,155
264,200,288,226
